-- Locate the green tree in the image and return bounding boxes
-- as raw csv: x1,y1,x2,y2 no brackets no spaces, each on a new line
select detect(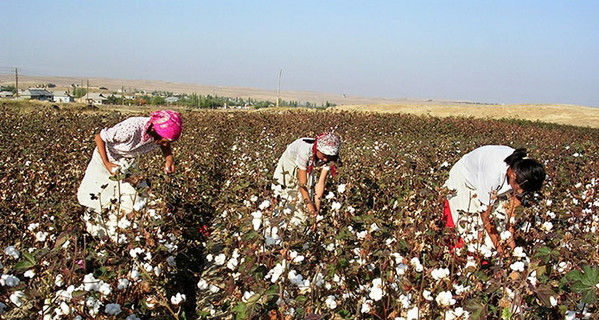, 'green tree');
73,88,87,98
